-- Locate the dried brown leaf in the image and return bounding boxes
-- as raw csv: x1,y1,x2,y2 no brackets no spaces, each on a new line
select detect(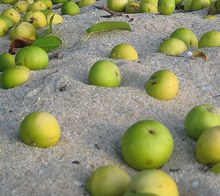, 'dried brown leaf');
191,50,208,61
9,38,33,54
